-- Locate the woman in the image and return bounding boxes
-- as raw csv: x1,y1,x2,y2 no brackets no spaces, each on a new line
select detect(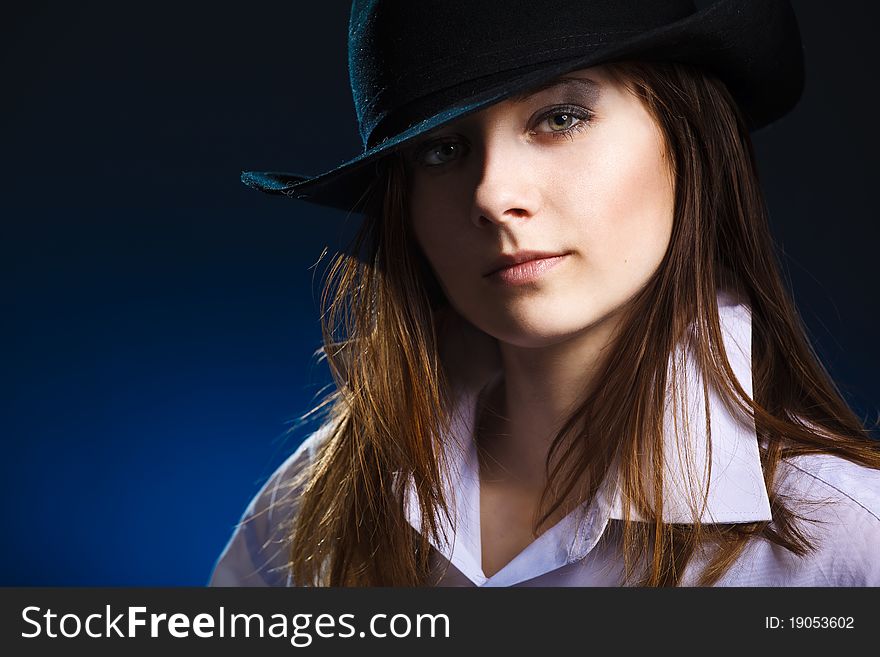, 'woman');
210,0,880,586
